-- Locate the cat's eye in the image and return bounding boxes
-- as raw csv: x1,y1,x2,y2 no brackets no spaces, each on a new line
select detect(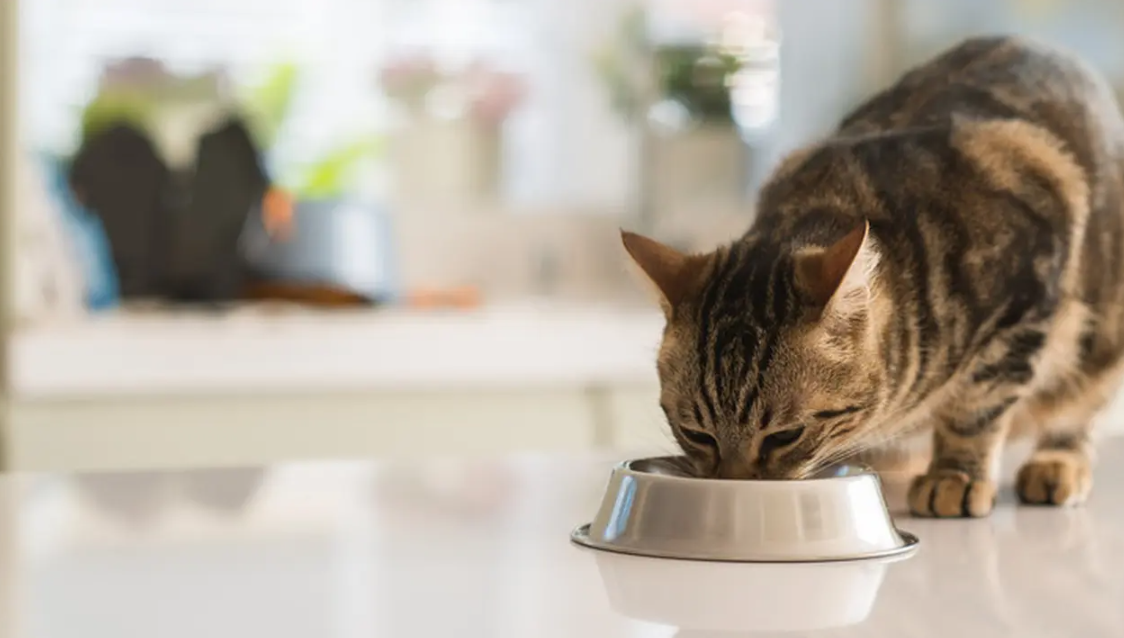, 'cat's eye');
680,427,717,450
761,426,806,455
813,406,863,420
